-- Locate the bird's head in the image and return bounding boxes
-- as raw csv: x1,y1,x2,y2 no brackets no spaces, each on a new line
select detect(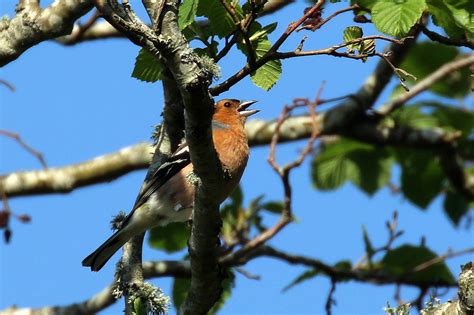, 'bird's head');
213,99,259,126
